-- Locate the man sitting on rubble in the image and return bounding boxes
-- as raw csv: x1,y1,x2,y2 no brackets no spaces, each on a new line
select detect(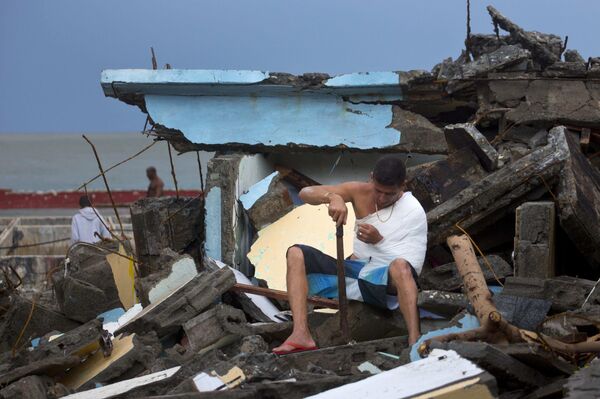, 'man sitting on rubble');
272,155,427,354
70,195,111,245
146,166,165,197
